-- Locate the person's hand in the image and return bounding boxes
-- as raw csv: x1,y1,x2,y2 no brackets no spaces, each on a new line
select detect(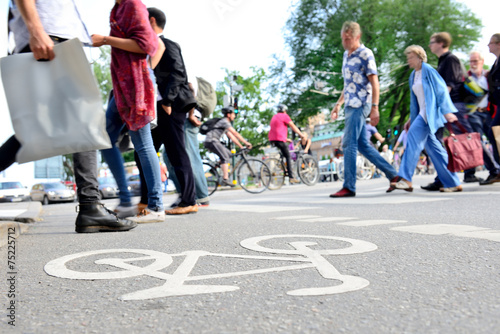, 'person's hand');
91,34,107,47
29,31,55,60
404,119,411,131
162,105,172,115
330,104,340,121
286,138,293,143
369,107,380,126
246,143,253,149
444,113,458,123
188,115,202,127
